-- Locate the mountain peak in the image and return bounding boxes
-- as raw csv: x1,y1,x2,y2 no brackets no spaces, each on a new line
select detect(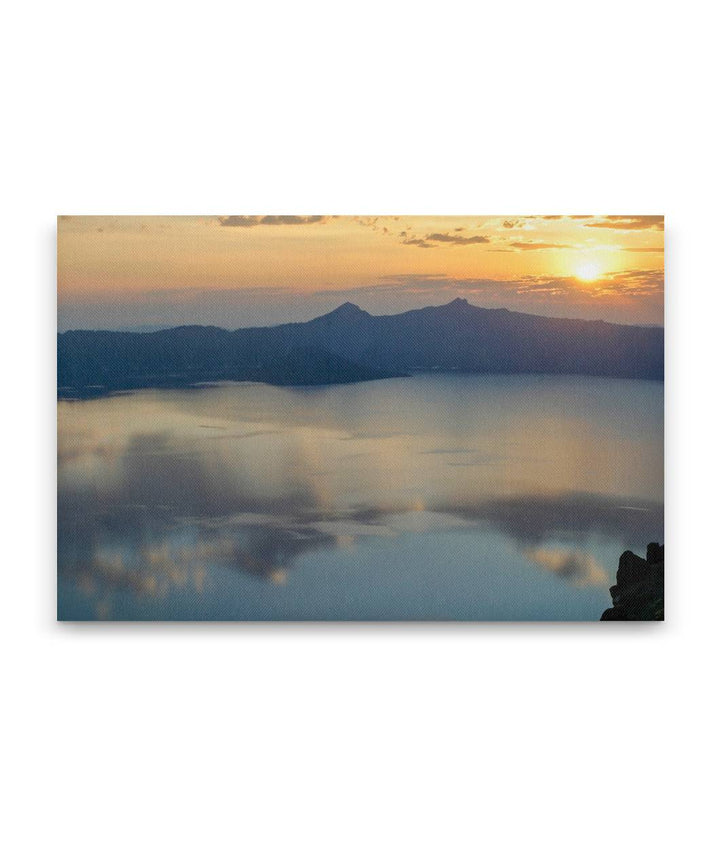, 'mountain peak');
320,301,370,321
447,297,470,307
